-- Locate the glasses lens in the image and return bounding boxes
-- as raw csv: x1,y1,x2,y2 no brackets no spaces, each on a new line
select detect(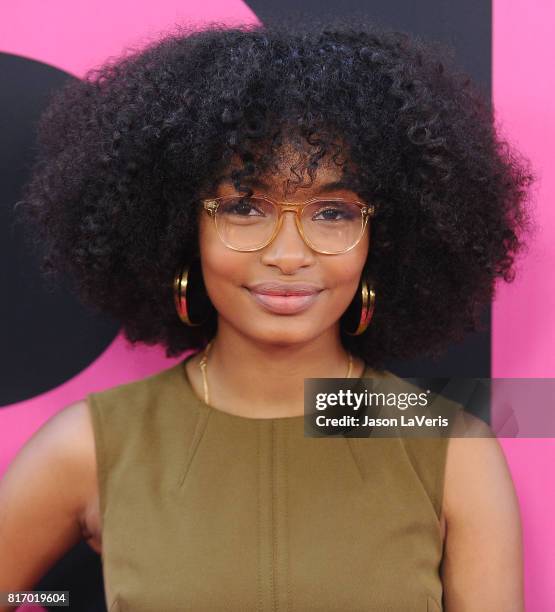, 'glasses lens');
301,200,365,253
213,197,365,253
215,196,277,250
